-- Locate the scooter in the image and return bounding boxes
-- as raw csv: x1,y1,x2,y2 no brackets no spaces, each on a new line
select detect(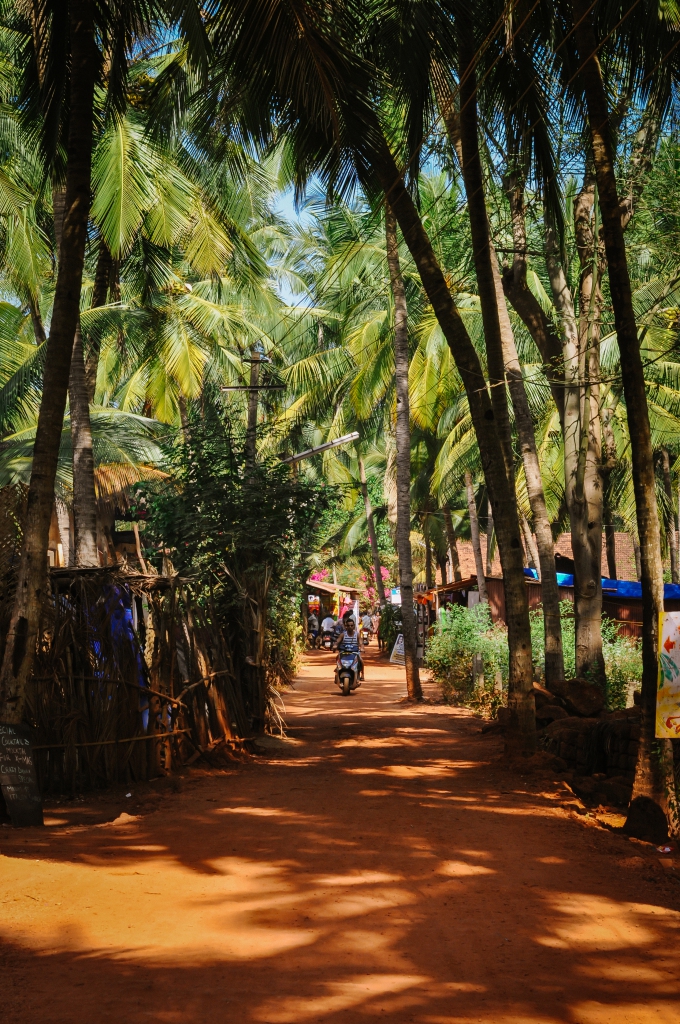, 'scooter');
320,630,335,650
361,627,371,646
335,650,362,696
